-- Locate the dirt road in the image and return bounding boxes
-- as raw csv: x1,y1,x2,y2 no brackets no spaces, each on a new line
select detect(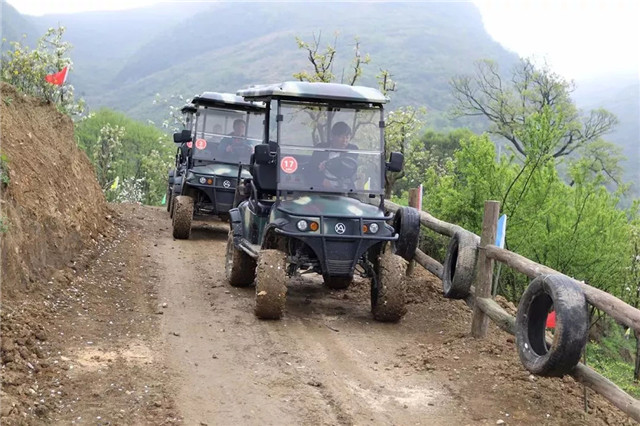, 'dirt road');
7,204,630,425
